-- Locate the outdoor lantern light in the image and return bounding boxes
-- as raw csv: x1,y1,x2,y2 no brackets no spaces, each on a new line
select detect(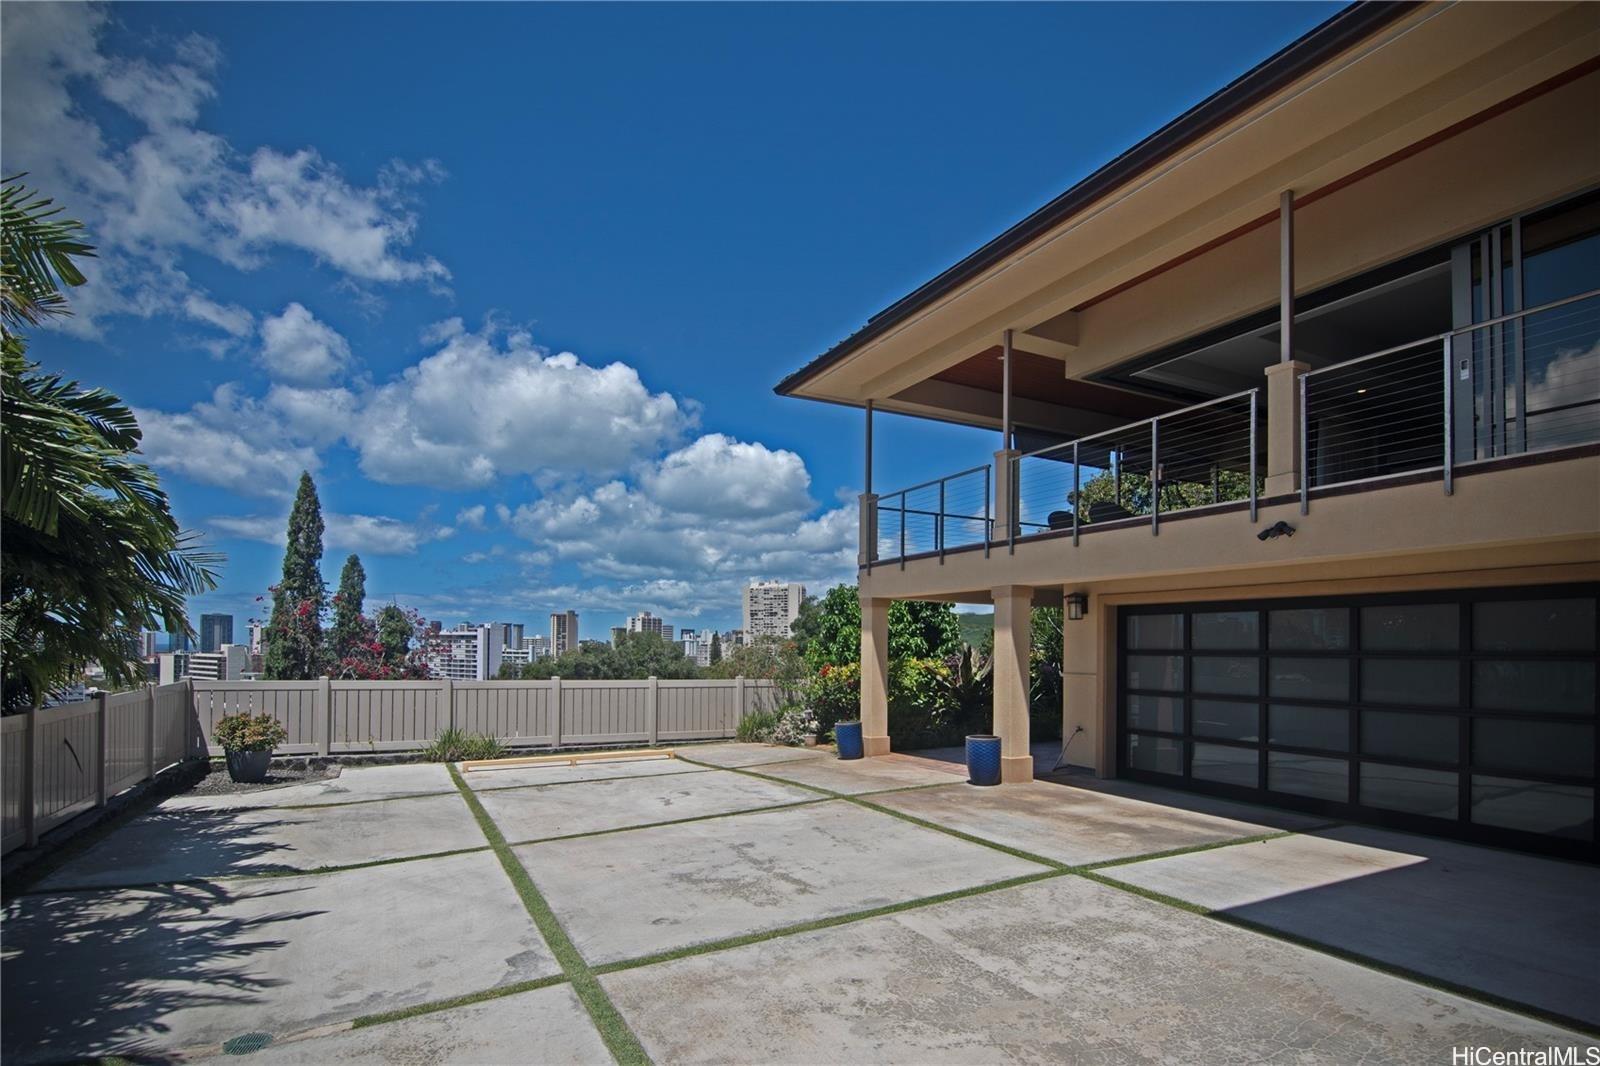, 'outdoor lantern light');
1066,592,1087,621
